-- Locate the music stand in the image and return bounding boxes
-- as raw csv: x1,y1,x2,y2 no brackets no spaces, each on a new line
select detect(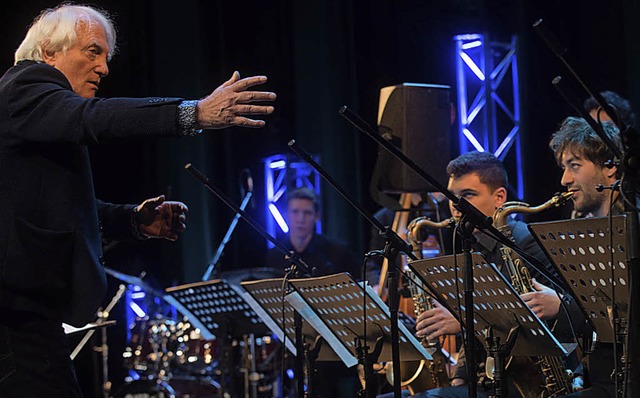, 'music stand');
165,279,274,397
408,253,570,357
285,273,431,363
528,215,630,343
239,277,342,361
164,279,270,340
